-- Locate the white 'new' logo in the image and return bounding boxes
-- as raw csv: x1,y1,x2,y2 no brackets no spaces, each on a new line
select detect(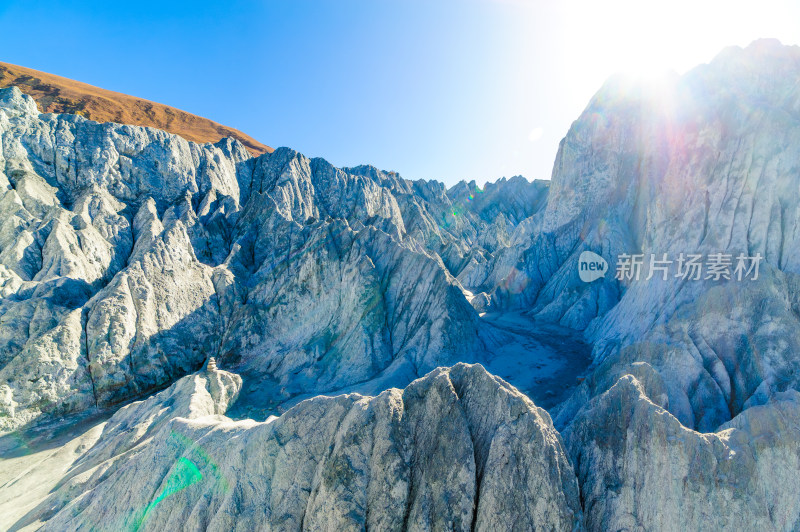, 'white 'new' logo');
578,251,608,283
